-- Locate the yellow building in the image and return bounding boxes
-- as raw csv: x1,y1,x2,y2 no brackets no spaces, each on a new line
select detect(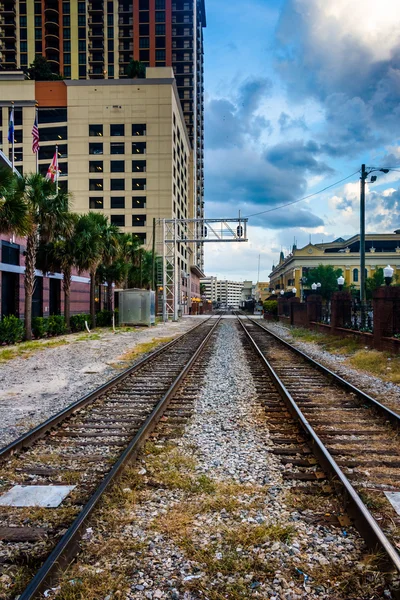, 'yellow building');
269,234,400,296
254,282,270,303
